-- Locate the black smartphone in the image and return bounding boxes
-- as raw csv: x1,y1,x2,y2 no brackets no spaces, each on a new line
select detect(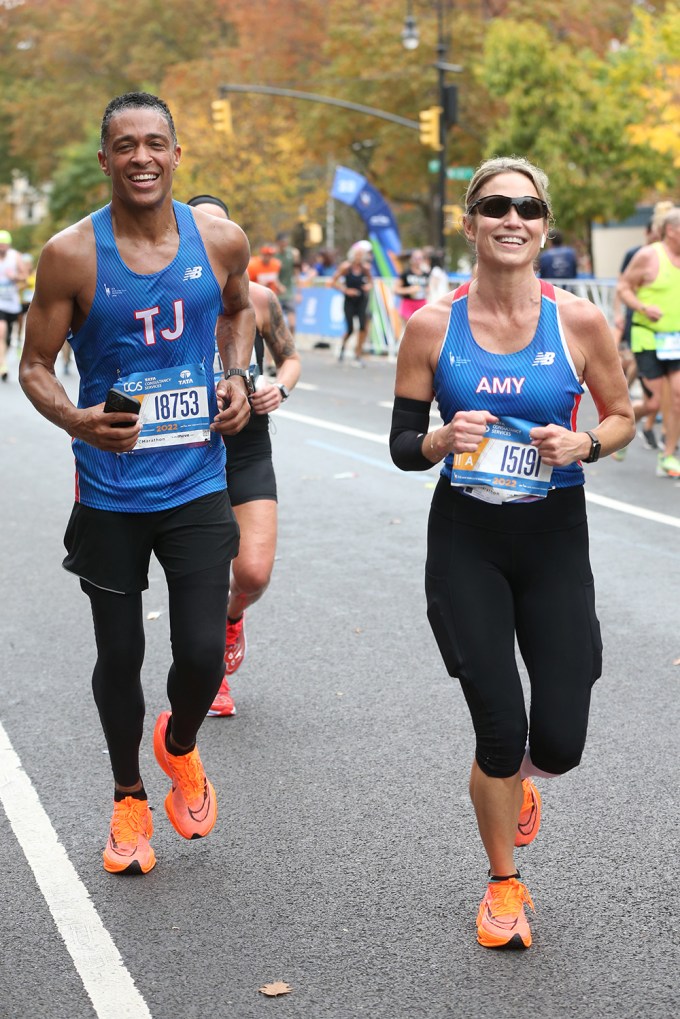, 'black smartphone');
103,388,140,426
